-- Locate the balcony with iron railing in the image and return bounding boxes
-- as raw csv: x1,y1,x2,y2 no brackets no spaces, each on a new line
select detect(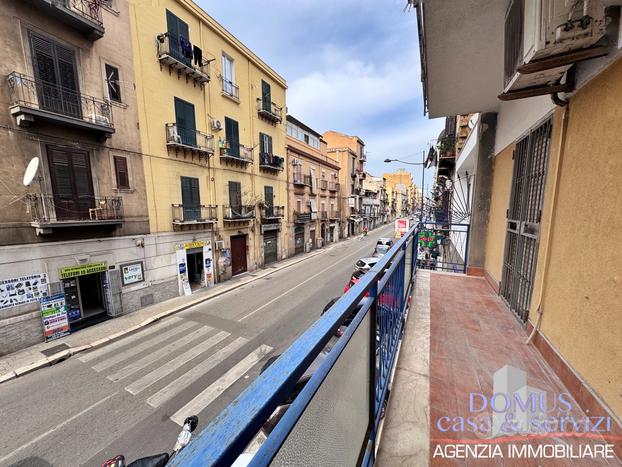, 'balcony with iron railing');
26,193,123,233
256,98,282,124
223,204,256,222
156,32,210,86
219,142,253,165
319,211,328,220
320,180,328,191
165,123,214,156
28,0,105,40
329,210,341,220
7,72,114,139
293,211,312,224
171,204,217,227
220,76,240,102
328,182,340,193
261,205,285,223
259,153,284,172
